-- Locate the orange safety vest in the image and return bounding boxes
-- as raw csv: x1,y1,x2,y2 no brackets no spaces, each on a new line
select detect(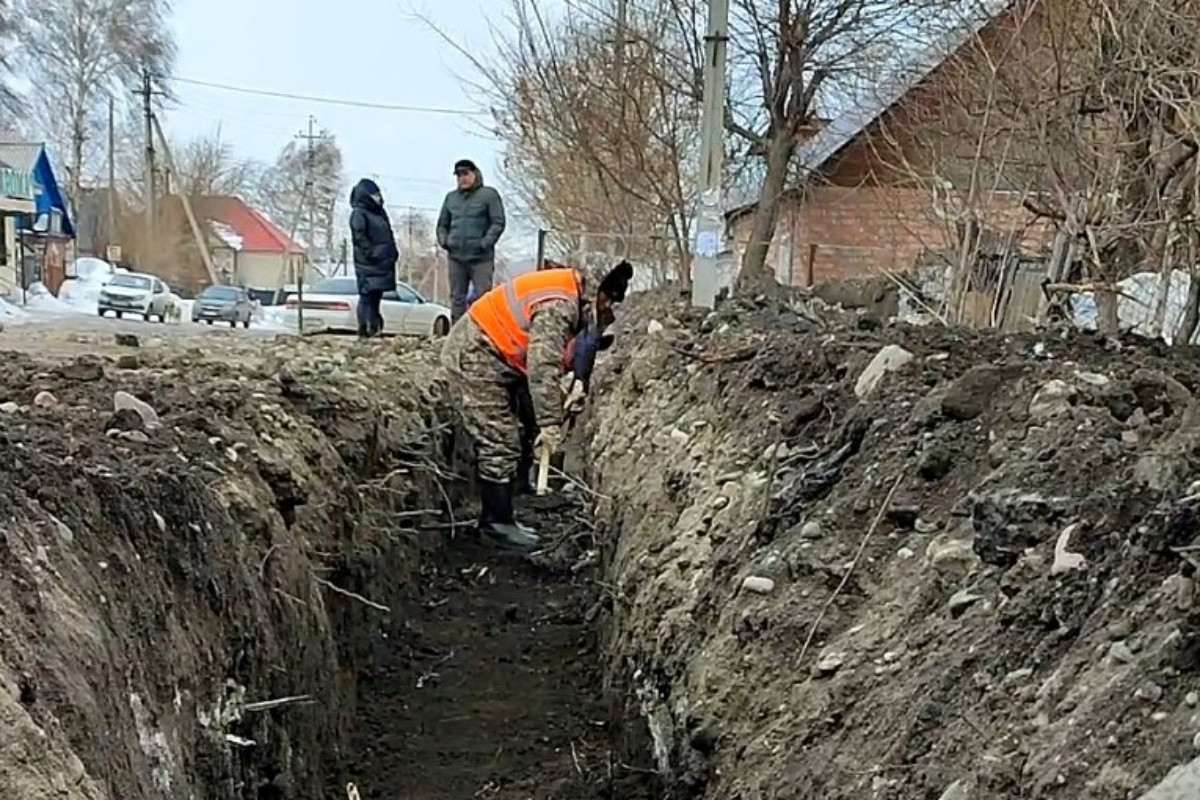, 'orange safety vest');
469,268,581,372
